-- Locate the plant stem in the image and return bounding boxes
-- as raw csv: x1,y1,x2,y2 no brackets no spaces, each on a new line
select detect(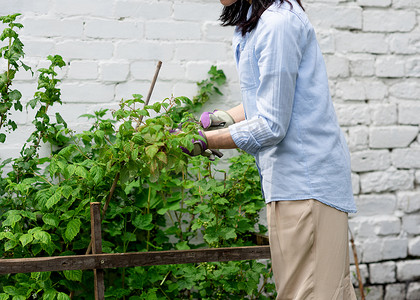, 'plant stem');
146,185,151,251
